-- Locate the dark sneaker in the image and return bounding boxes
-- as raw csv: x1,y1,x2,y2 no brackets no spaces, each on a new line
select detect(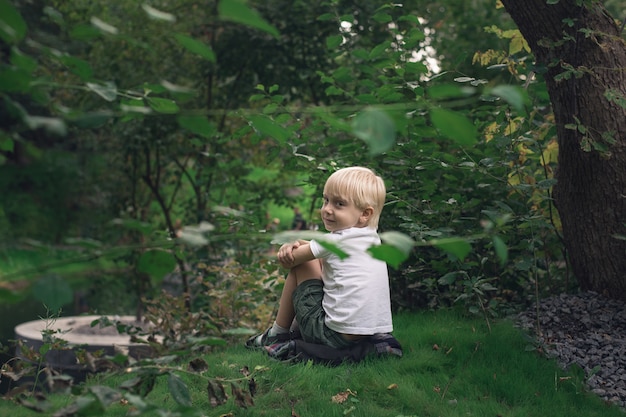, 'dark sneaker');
245,327,291,349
